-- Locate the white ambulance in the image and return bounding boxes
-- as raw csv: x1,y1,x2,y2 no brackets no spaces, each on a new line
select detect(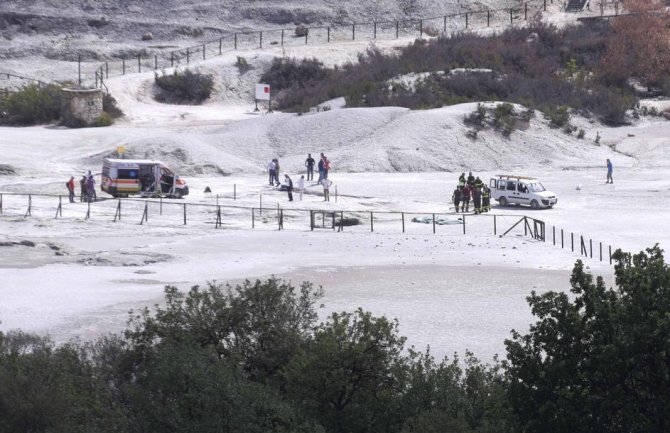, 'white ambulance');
489,174,557,209
101,158,189,198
